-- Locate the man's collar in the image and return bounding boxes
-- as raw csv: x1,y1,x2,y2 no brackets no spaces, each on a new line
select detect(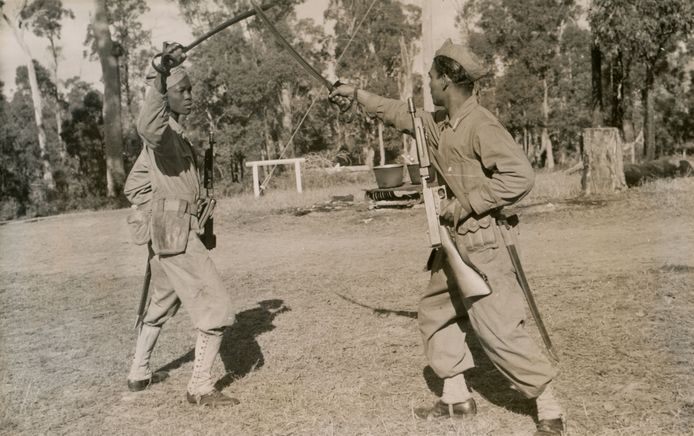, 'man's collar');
443,97,478,130
169,116,184,134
